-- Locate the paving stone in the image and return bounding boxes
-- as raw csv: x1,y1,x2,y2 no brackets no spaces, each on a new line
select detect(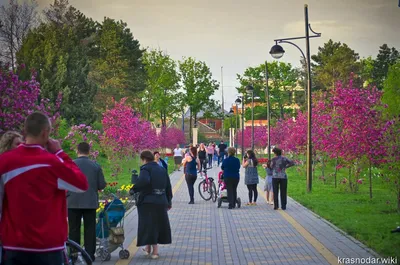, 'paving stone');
92,167,385,265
